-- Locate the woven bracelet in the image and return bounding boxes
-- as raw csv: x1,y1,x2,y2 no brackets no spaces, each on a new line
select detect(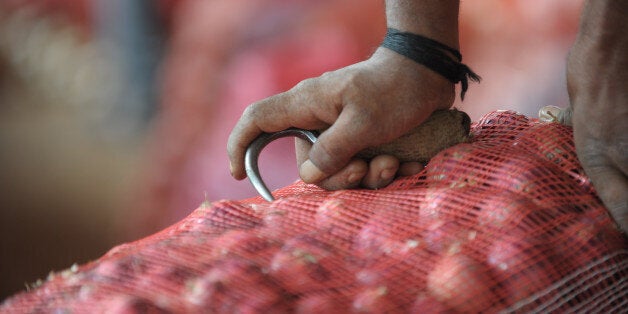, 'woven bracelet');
381,28,480,100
